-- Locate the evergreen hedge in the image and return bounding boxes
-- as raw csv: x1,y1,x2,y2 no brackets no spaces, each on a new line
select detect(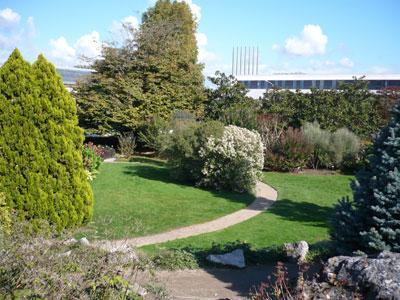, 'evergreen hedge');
0,49,93,230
